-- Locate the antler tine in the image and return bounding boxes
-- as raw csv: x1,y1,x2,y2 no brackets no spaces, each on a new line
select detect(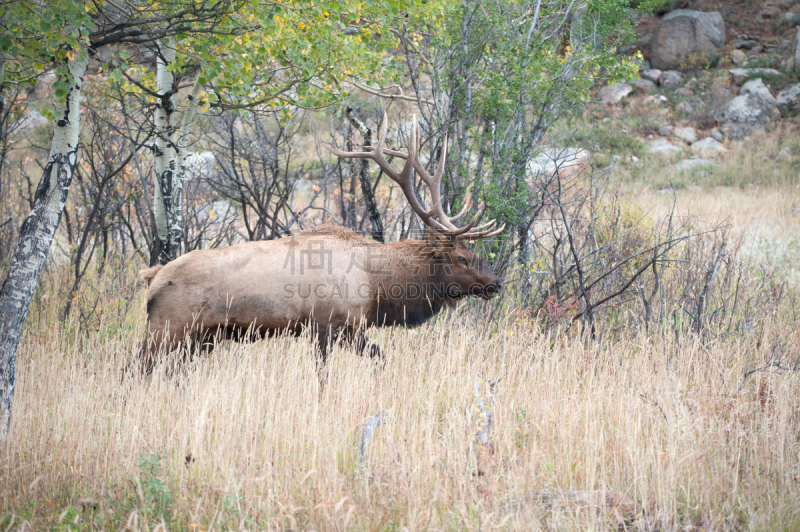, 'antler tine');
457,223,506,241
